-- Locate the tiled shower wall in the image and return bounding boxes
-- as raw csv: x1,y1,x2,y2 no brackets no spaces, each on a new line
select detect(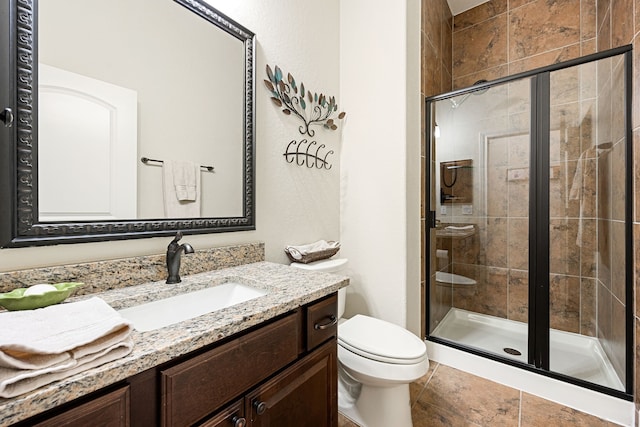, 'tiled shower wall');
421,0,453,335
628,0,640,413
421,0,638,405
421,0,453,97
607,0,640,414
451,0,598,90
426,0,606,331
